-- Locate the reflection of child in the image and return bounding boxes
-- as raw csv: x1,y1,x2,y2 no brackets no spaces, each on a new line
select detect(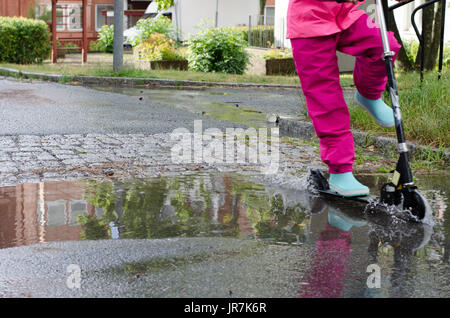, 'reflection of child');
287,0,404,197
299,212,352,297
299,209,366,297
